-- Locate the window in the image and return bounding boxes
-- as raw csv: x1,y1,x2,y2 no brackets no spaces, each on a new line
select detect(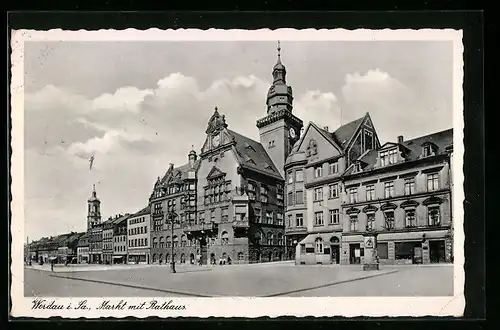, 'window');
254,208,261,223
364,130,374,151
423,144,433,157
260,185,268,203
384,211,395,230
287,214,292,227
181,235,187,247
205,176,227,205
159,236,164,248
300,244,306,254
329,184,339,199
267,233,274,245
428,206,440,226
315,238,324,254
277,185,284,206
384,181,395,198
405,209,416,227
329,162,338,174
352,162,361,173
350,215,358,231
296,214,304,227
427,173,439,191
366,213,375,230
268,140,275,148
221,232,229,245
154,203,162,214
247,182,255,200
349,187,358,203
276,212,284,226
404,177,415,195
366,185,375,201
295,190,303,204
329,209,340,224
276,233,283,246
380,148,398,166
314,166,323,178
221,208,229,222
266,211,273,224
173,236,178,247
287,192,294,206
166,236,171,248
314,211,324,226
314,188,323,201
210,209,216,221
287,171,293,184
295,170,304,182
